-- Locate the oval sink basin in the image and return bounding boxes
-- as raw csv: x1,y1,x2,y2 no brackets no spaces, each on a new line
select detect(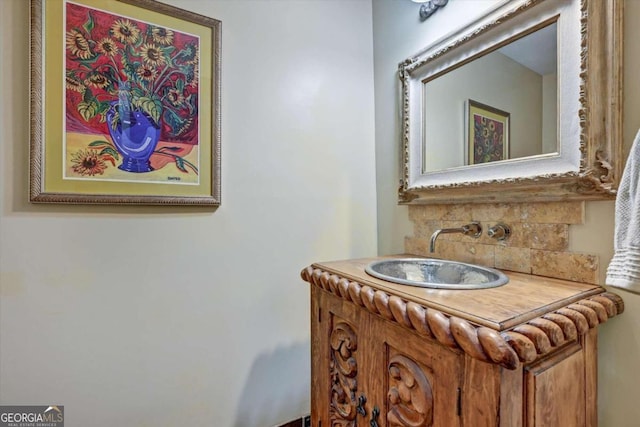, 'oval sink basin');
365,258,508,290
